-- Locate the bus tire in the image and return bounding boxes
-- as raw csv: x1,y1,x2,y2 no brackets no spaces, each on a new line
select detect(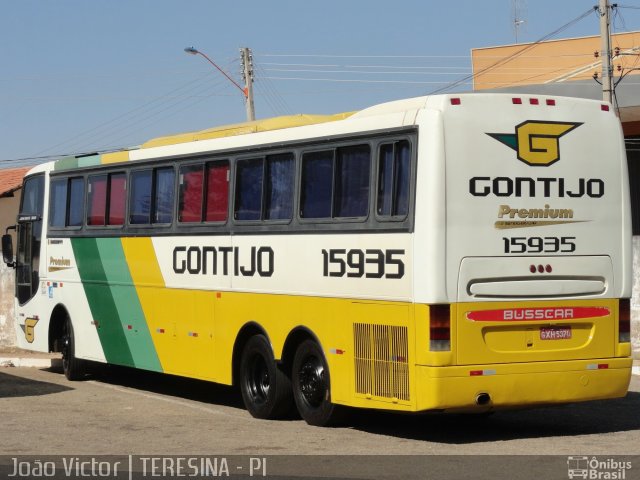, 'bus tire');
292,339,345,427
239,334,293,419
61,316,85,381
